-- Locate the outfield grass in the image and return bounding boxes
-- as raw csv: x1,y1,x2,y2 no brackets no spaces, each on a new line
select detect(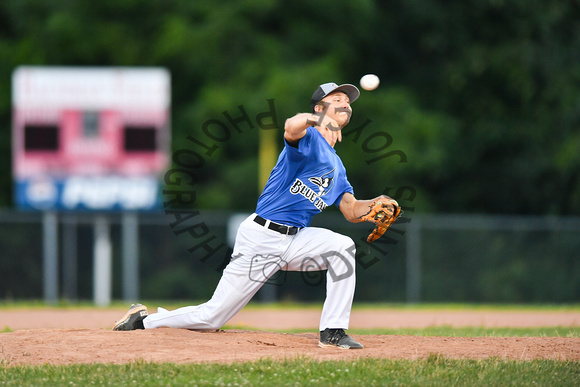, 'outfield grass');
1,357,579,386
1,300,579,311
262,326,580,338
